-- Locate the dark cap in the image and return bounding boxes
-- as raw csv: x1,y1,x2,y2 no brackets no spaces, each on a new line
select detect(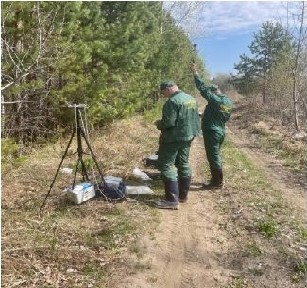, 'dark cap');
160,80,176,91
